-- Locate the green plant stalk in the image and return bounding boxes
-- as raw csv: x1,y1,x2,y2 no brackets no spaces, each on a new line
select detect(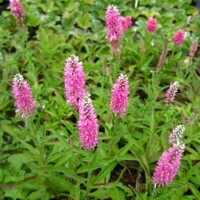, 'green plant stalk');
86,149,93,198
107,108,112,123
108,116,122,155
33,128,45,166
131,150,150,192
25,118,45,166
135,0,139,8
145,73,162,158
74,144,81,174
111,54,118,81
